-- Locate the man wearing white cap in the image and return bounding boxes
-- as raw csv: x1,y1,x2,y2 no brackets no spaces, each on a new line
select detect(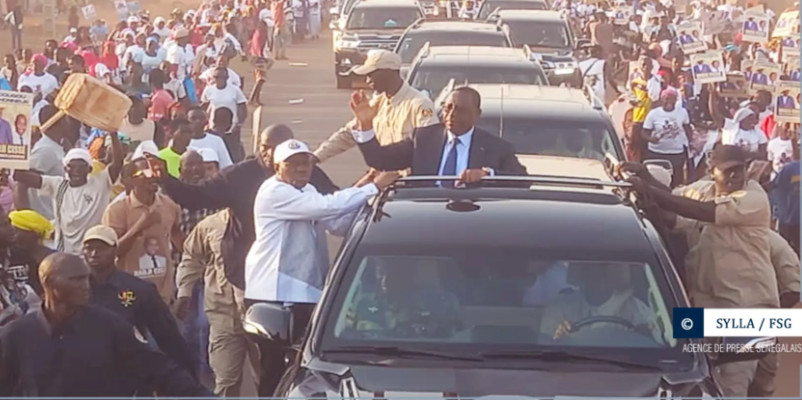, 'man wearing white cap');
244,138,399,396
314,50,438,165
196,147,220,177
154,17,172,41
13,132,123,254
